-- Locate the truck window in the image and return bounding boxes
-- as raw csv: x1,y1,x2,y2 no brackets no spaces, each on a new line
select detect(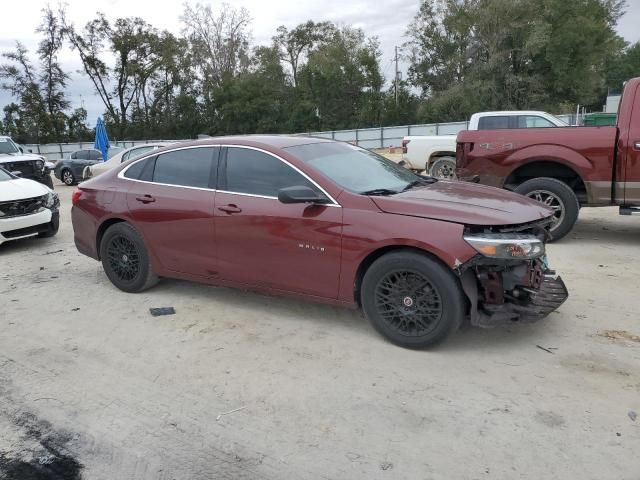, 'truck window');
478,116,510,130
517,116,556,128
